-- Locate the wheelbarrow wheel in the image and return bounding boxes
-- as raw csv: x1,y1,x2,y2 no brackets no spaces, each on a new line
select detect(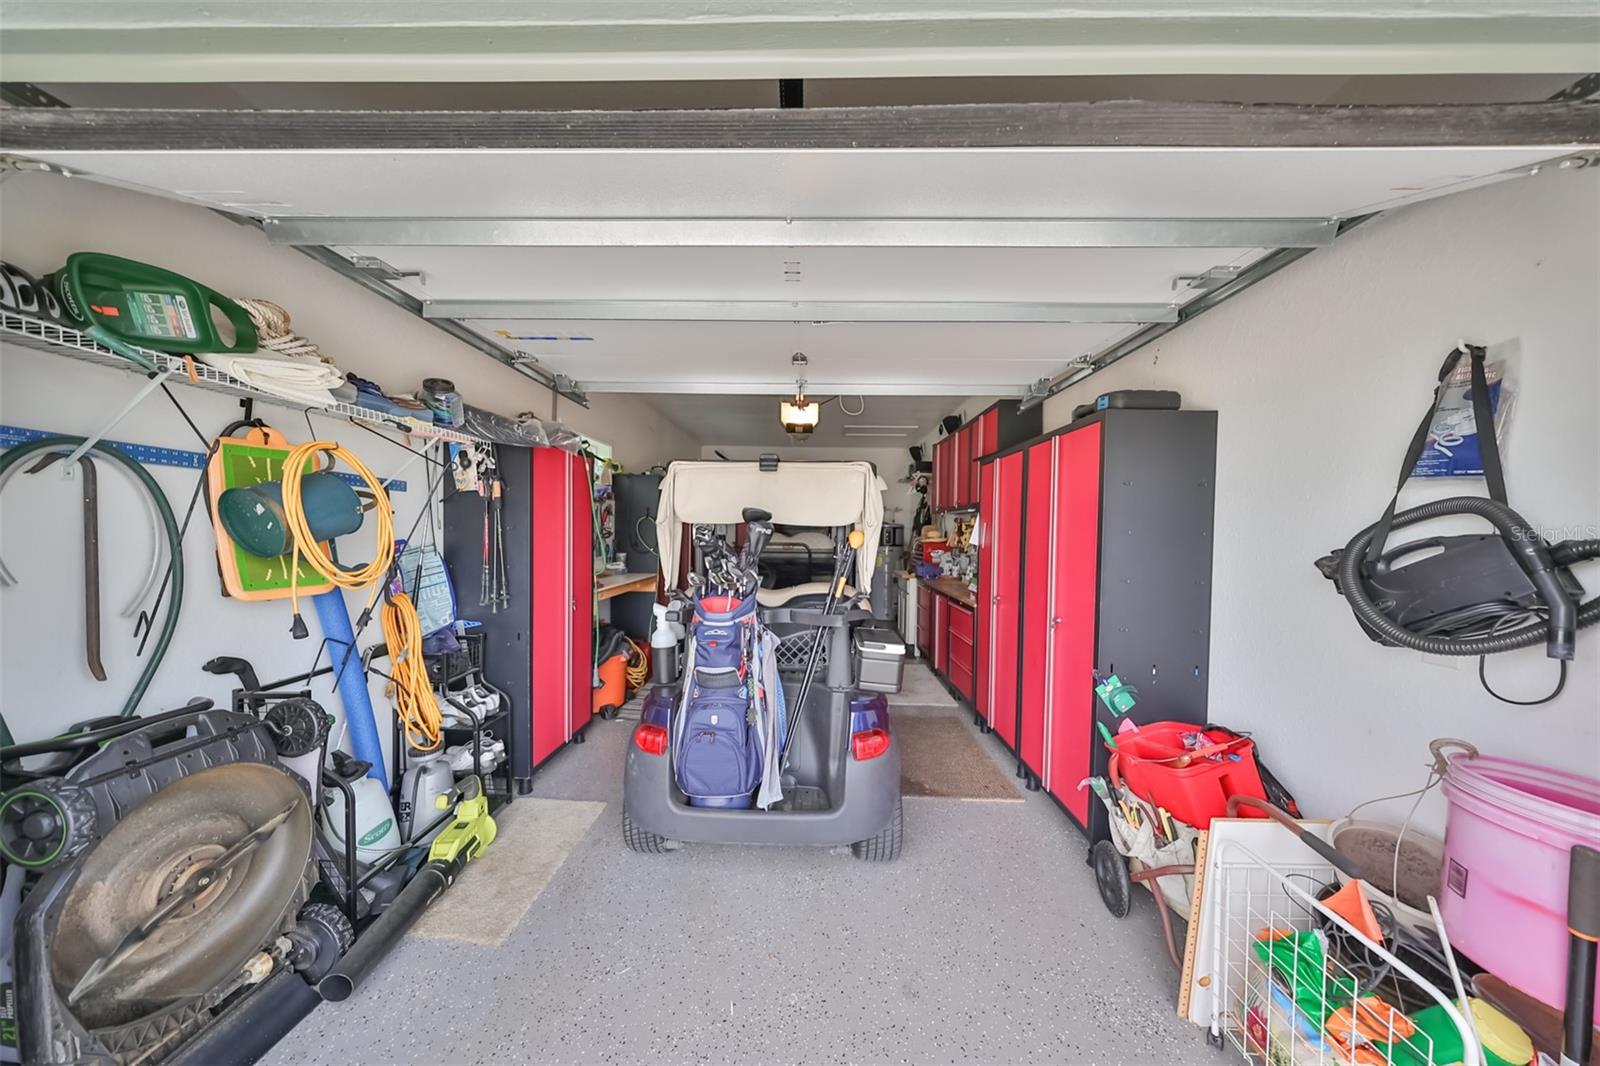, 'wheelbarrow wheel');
1093,839,1133,918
